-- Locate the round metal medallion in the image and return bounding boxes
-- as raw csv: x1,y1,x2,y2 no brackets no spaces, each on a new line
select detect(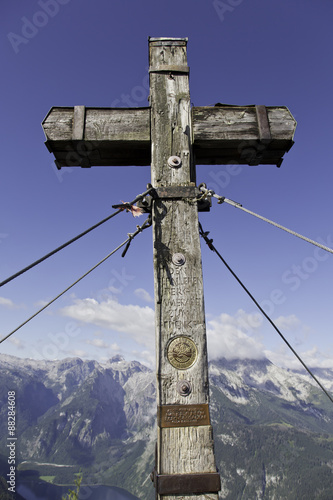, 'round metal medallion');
167,336,198,370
